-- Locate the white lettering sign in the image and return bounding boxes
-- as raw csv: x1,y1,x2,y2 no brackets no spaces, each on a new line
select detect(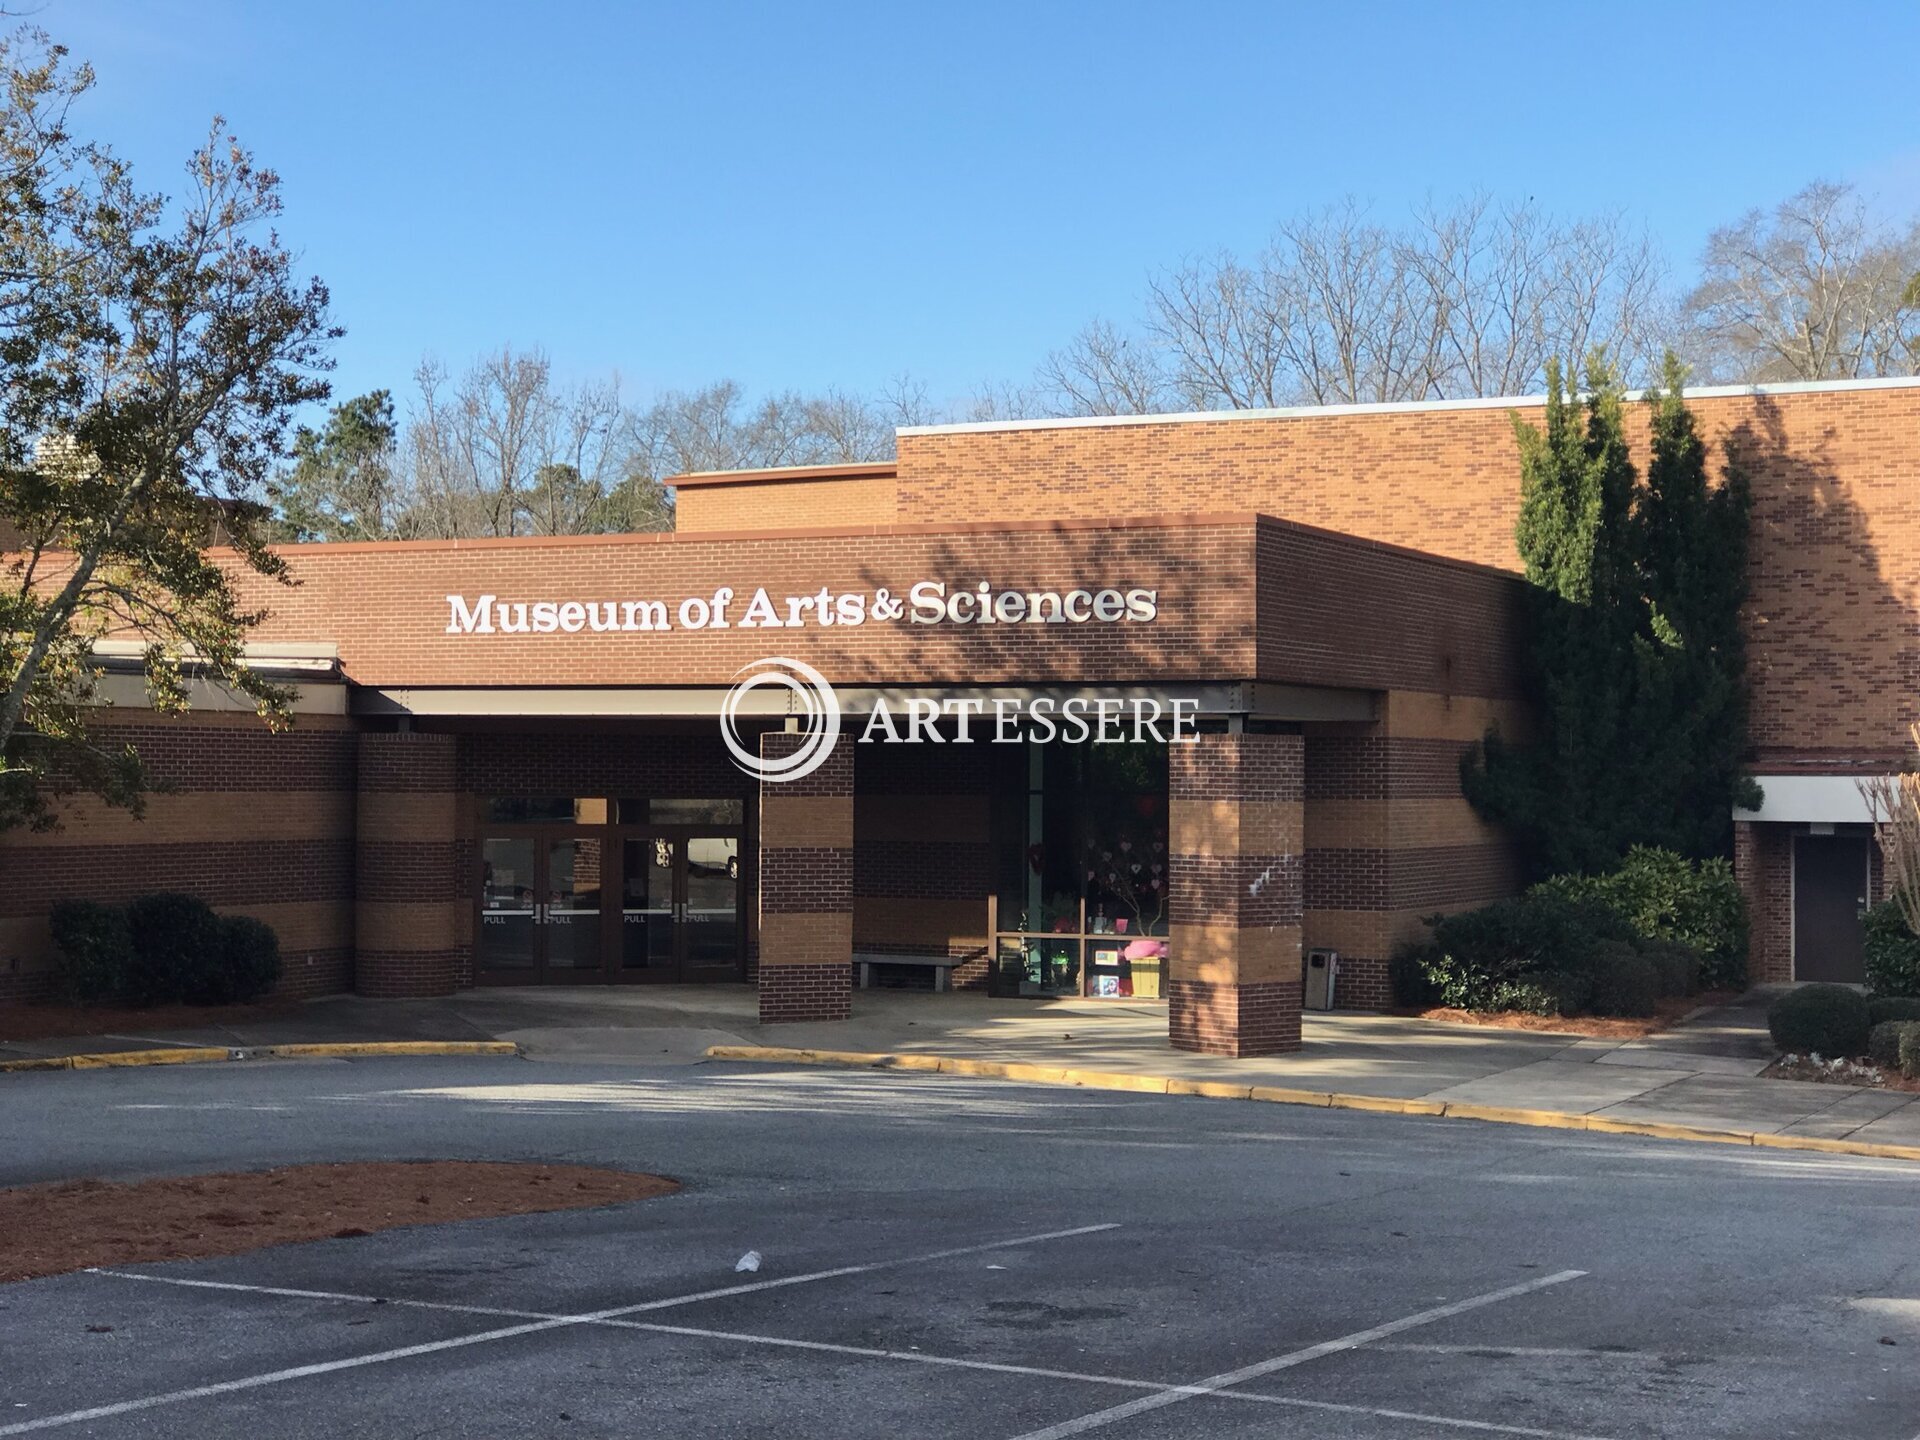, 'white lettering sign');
444,582,1160,636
